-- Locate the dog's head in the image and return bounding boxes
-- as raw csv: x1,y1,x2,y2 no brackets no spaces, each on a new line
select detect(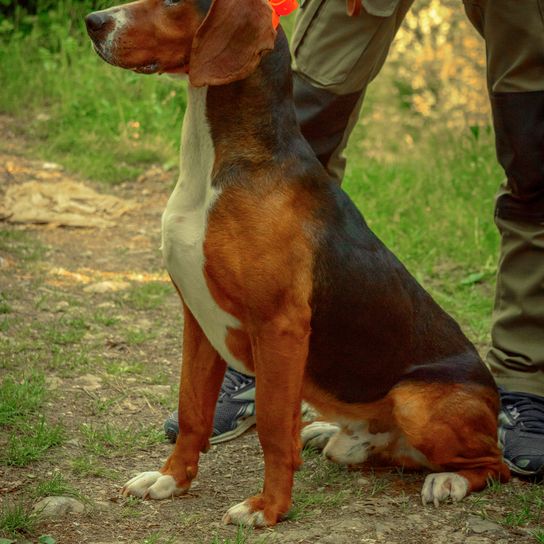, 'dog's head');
85,0,276,86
